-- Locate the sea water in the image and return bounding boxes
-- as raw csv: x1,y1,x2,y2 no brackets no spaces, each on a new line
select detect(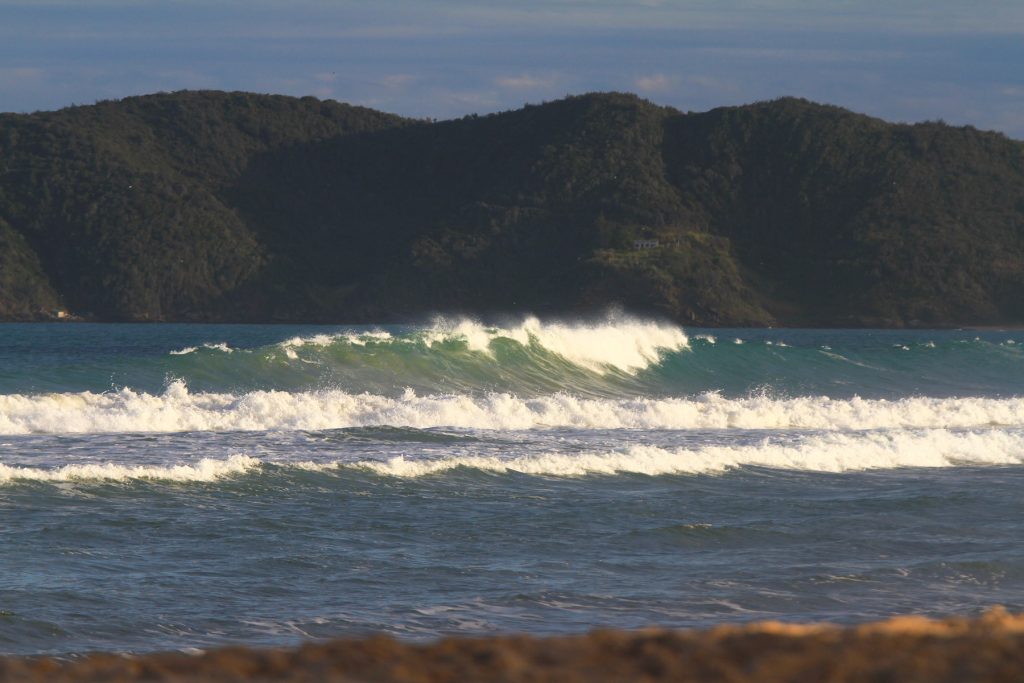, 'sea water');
0,317,1022,655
